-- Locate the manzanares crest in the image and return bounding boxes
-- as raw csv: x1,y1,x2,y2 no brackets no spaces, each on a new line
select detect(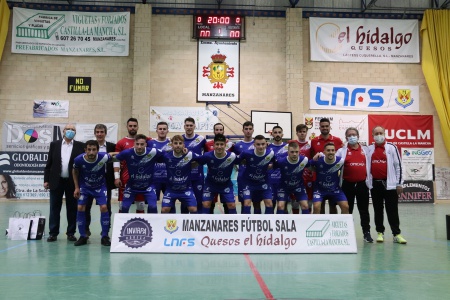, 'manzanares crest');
164,219,179,234
395,89,414,109
202,49,234,89
119,218,153,248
